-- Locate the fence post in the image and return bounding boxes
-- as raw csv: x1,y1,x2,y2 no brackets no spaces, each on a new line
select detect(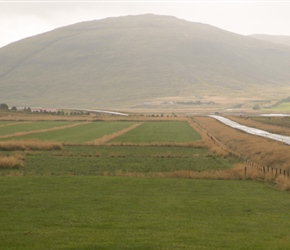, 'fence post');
244,167,247,177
